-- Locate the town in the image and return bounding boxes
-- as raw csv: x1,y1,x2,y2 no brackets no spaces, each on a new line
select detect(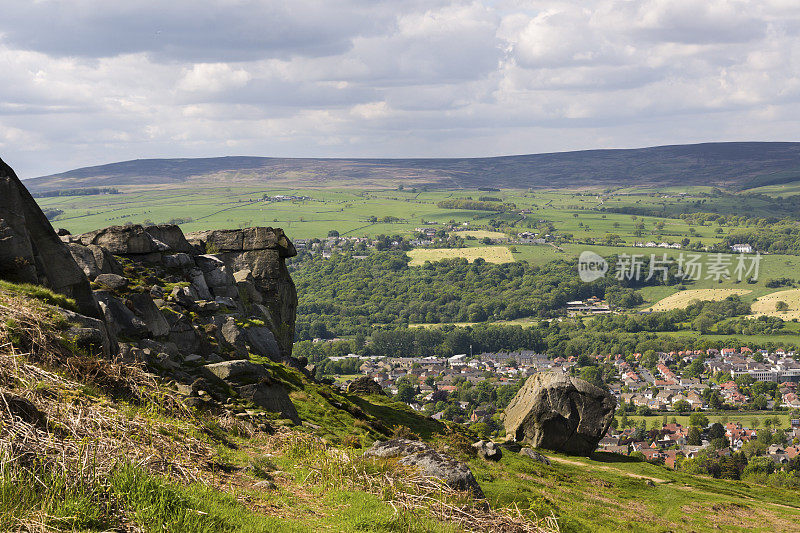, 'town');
329,345,800,472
